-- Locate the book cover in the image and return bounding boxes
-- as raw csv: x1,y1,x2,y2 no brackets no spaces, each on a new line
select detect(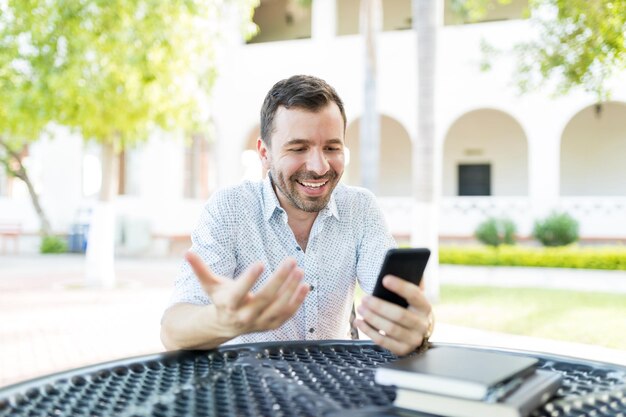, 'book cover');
375,347,538,400
393,369,562,417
